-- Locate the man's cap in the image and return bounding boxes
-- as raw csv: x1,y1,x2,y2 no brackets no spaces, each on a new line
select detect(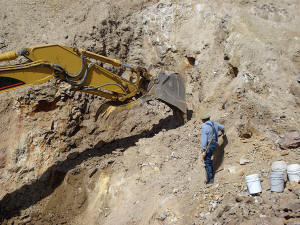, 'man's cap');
201,113,210,120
